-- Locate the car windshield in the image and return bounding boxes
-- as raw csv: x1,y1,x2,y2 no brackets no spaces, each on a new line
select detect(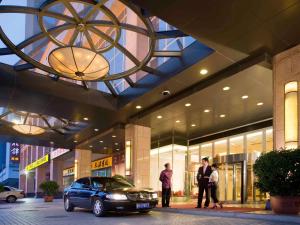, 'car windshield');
108,178,134,190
